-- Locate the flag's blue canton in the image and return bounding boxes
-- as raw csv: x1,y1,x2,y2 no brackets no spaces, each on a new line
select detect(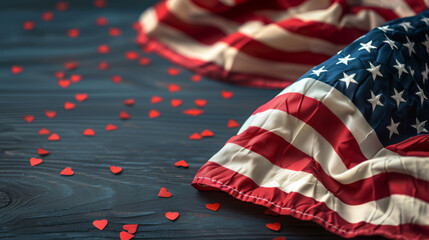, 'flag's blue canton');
300,10,429,147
